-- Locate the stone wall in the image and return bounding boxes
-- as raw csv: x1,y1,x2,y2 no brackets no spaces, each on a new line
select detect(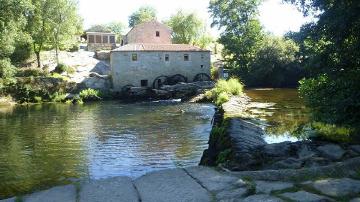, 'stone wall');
111,51,211,91
87,44,116,52
123,21,172,44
